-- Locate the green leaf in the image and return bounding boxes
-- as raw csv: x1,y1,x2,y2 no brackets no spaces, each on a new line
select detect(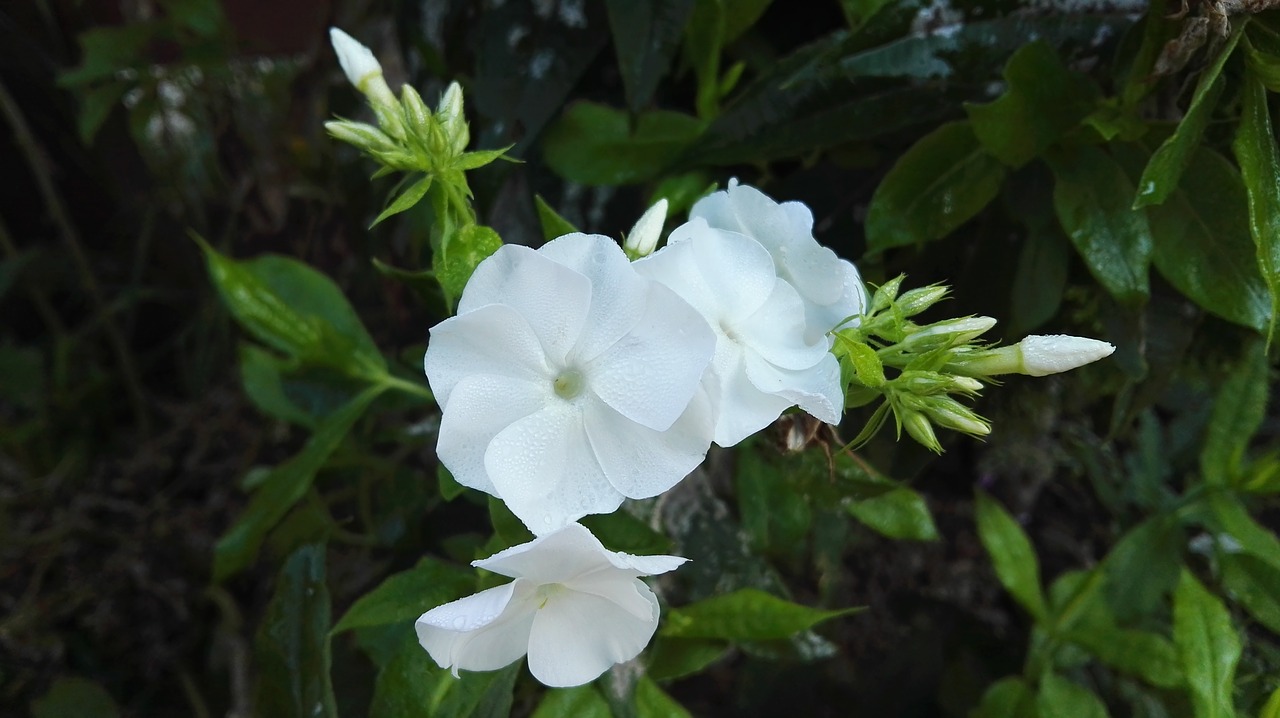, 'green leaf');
1140,147,1272,332
975,491,1047,621
1134,25,1242,208
254,544,337,718
1221,553,1280,634
453,146,515,171
543,102,705,186
662,588,860,641
866,121,1006,253
214,385,384,581
970,677,1037,718
1201,342,1269,486
333,558,475,633
533,195,579,243
533,685,612,718
1208,493,1280,569
846,486,938,541
646,636,730,681
30,677,120,718
838,337,886,388
1173,570,1241,718
75,82,127,144
1099,515,1184,622
239,344,314,427
635,676,692,718
372,175,433,228
1261,685,1280,718
580,511,672,555
1245,25,1280,92
1010,226,1070,335
198,240,385,377
606,0,694,113
59,24,157,87
1232,70,1280,342
1038,674,1110,718
435,224,504,307
488,496,535,550
964,42,1098,168
1047,145,1152,306
372,637,518,718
